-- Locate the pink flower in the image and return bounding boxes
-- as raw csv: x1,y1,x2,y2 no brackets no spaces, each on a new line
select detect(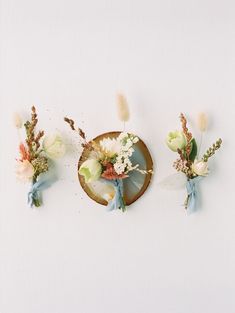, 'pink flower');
101,162,128,180
19,143,30,161
15,160,34,182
